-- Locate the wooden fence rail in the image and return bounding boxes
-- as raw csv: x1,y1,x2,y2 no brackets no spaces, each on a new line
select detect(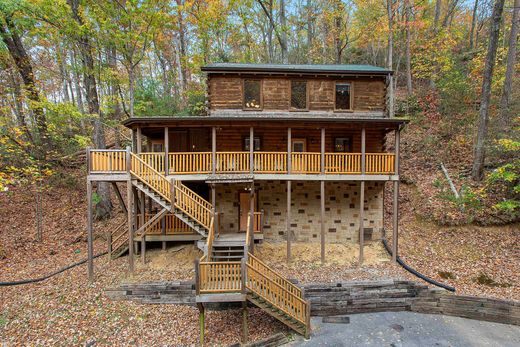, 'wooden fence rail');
198,261,243,293
173,180,213,230
90,150,127,172
130,153,171,201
